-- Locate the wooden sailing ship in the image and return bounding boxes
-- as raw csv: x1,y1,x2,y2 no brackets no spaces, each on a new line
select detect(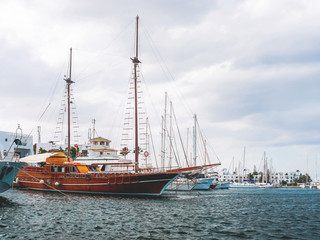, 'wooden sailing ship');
14,16,178,196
